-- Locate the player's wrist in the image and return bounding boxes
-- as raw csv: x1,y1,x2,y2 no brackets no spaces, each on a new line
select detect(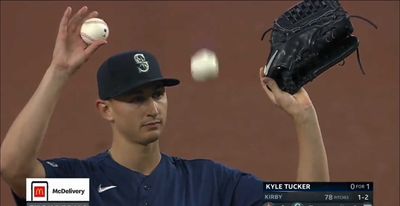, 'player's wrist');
290,106,317,125
47,63,74,82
